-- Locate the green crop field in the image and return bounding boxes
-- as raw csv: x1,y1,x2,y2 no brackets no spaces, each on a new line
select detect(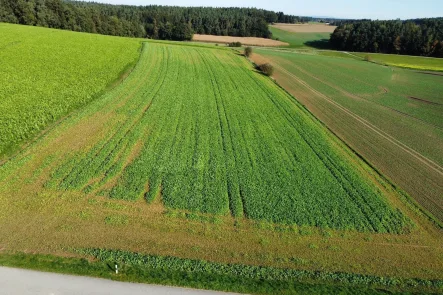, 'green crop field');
353,52,443,71
270,26,332,48
254,48,443,223
1,24,443,295
0,23,141,157
35,42,411,232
